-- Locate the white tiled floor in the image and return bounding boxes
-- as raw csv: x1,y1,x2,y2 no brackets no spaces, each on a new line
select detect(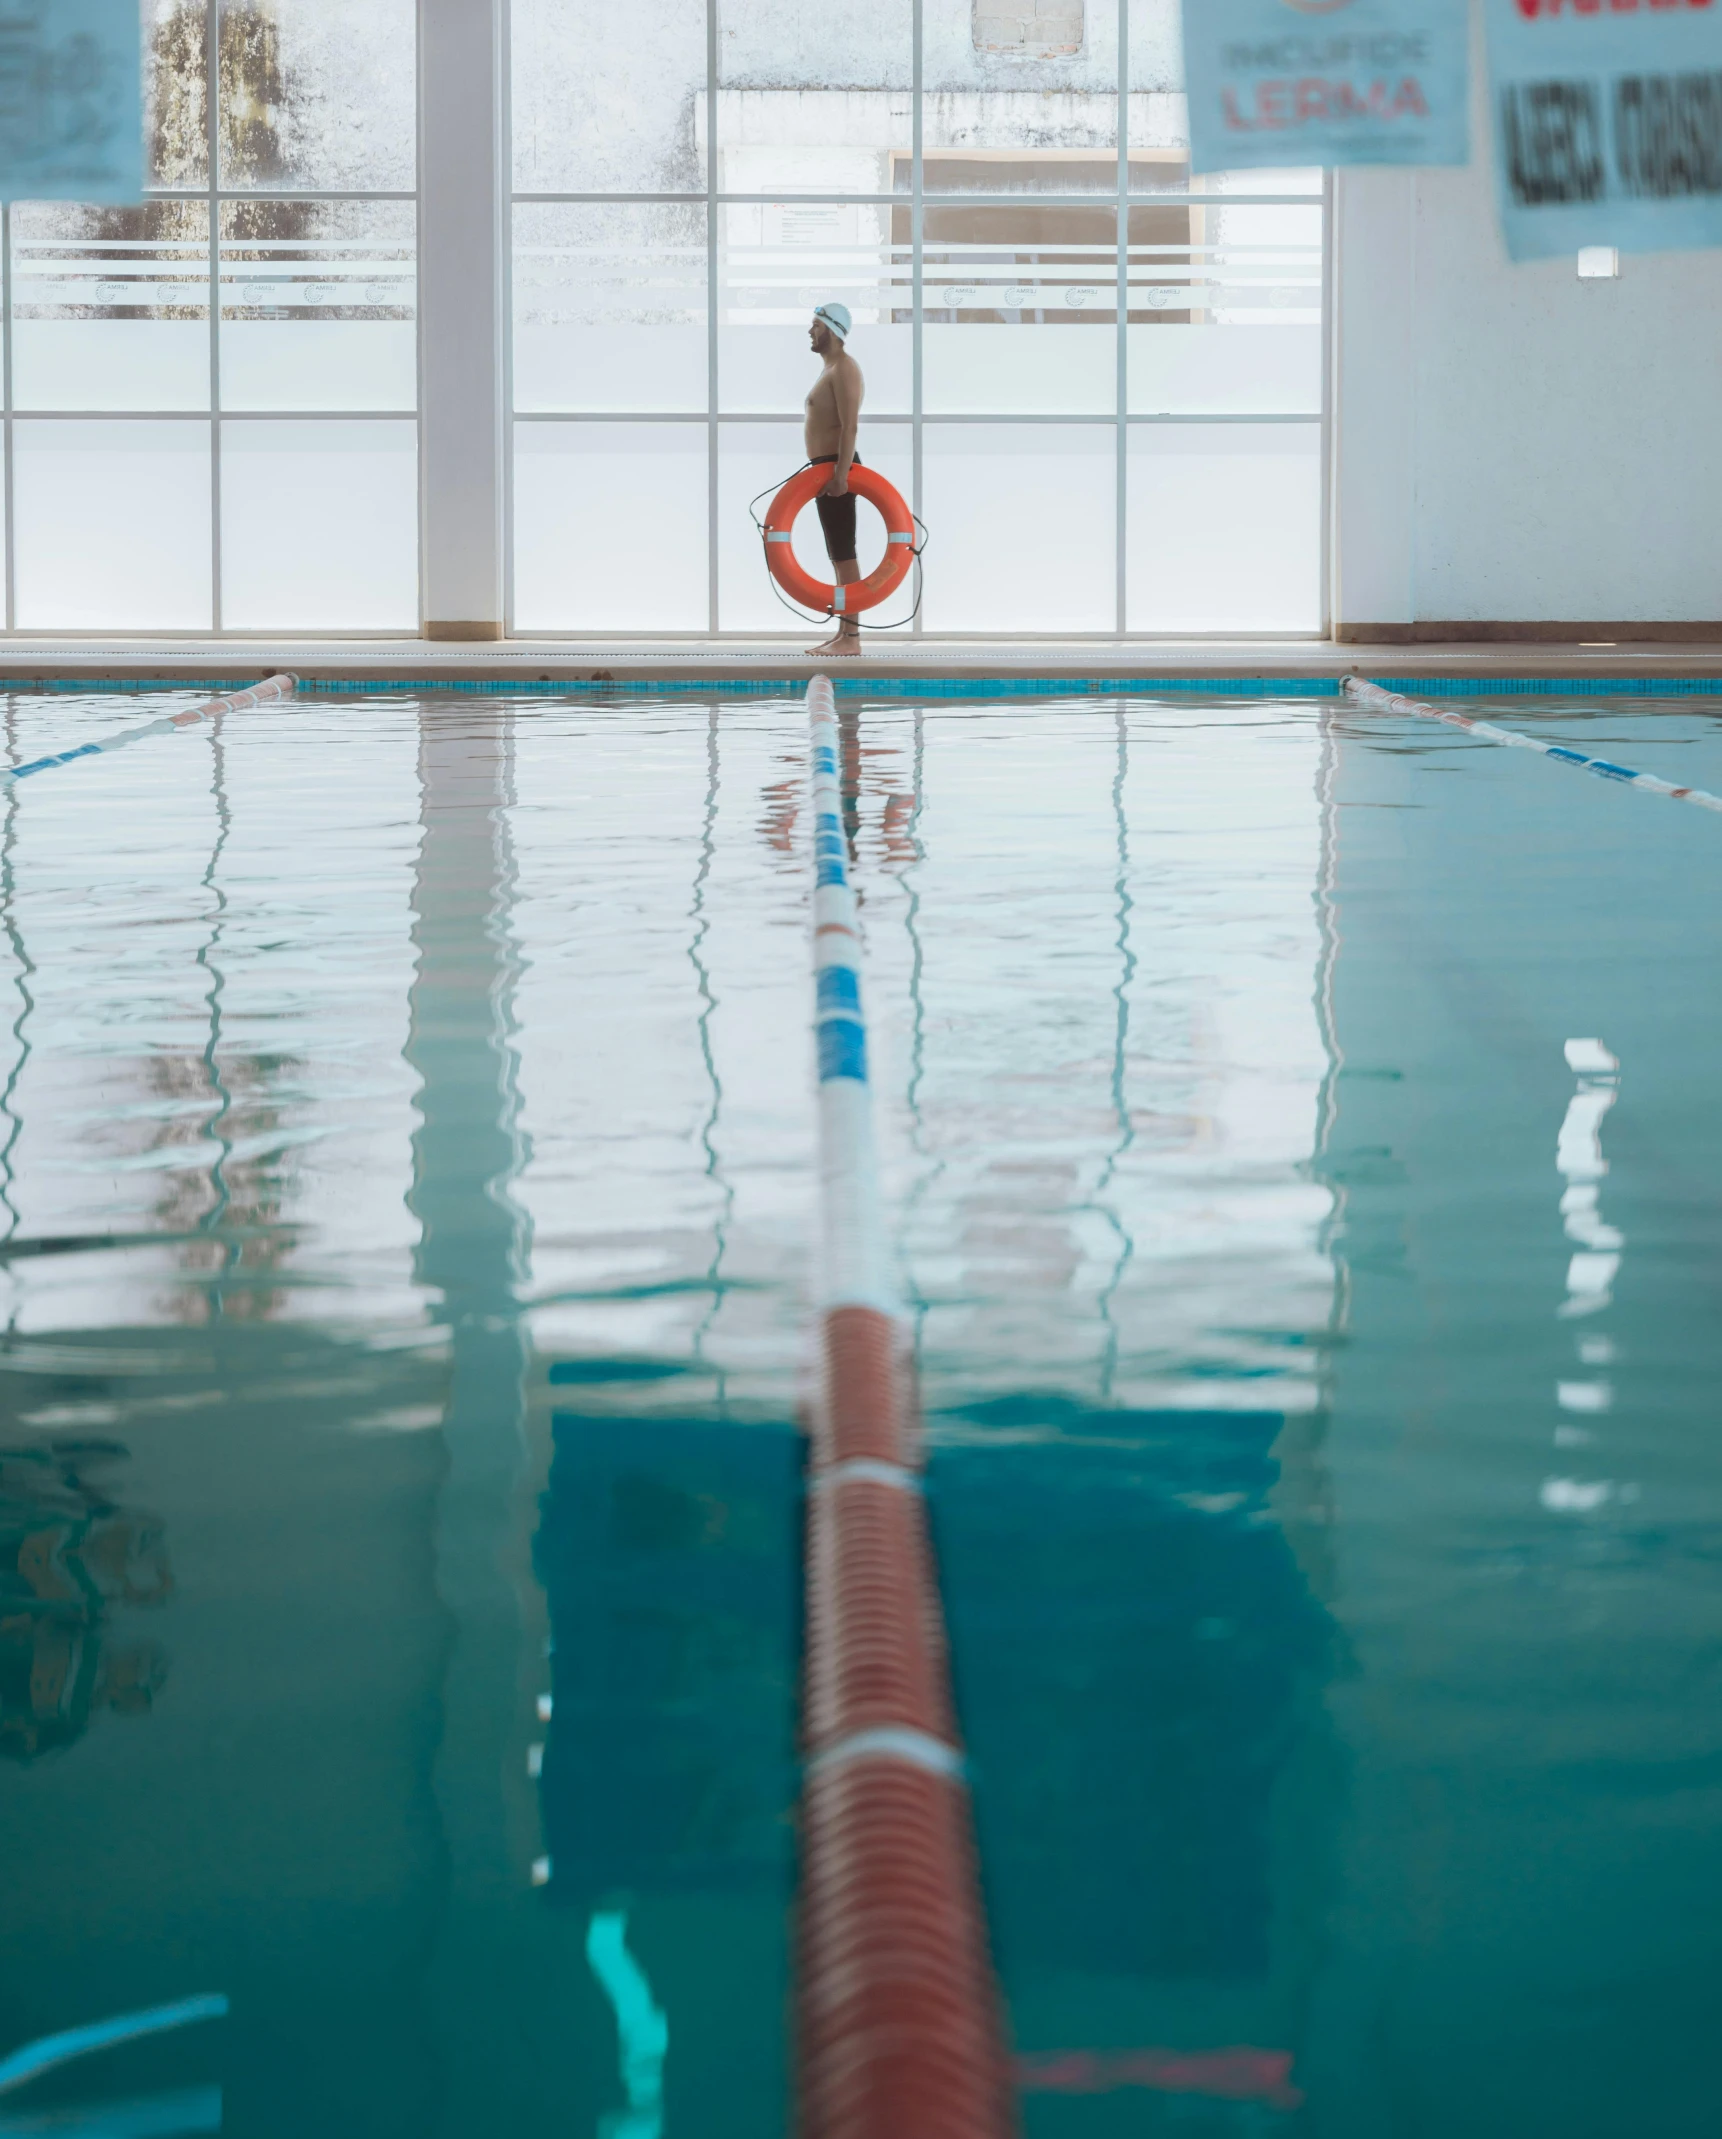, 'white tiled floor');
3,635,1722,685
